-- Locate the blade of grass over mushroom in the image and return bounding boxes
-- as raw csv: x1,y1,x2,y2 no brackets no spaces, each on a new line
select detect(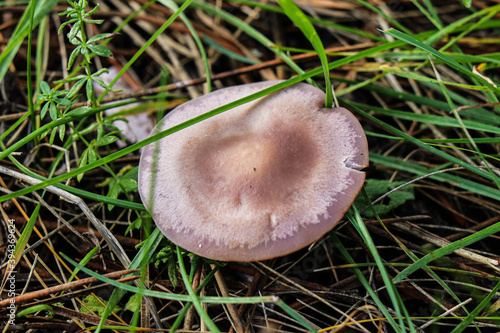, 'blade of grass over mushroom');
347,206,416,332
277,0,334,107
0,203,40,293
394,220,500,283
0,41,399,203
330,233,405,332
382,28,500,95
